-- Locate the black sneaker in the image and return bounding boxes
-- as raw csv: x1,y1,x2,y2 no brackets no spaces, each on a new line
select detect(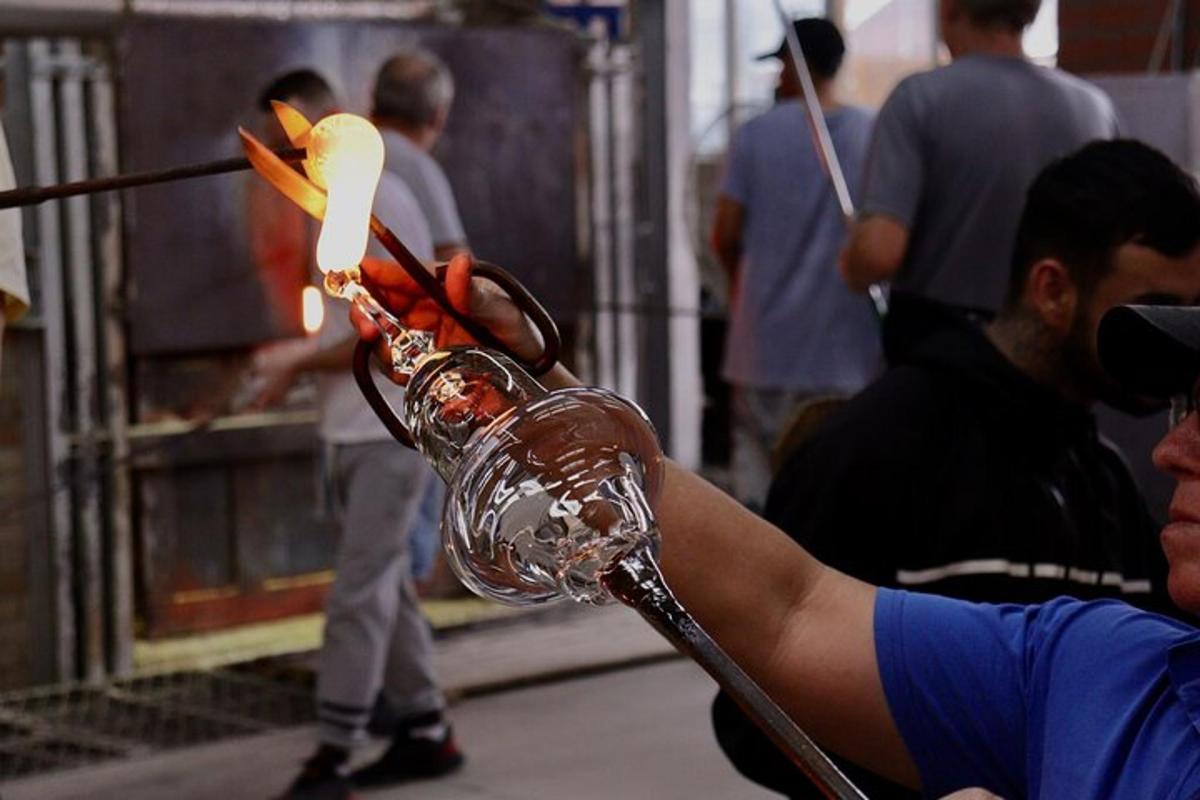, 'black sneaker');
350,728,464,788
278,750,355,800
